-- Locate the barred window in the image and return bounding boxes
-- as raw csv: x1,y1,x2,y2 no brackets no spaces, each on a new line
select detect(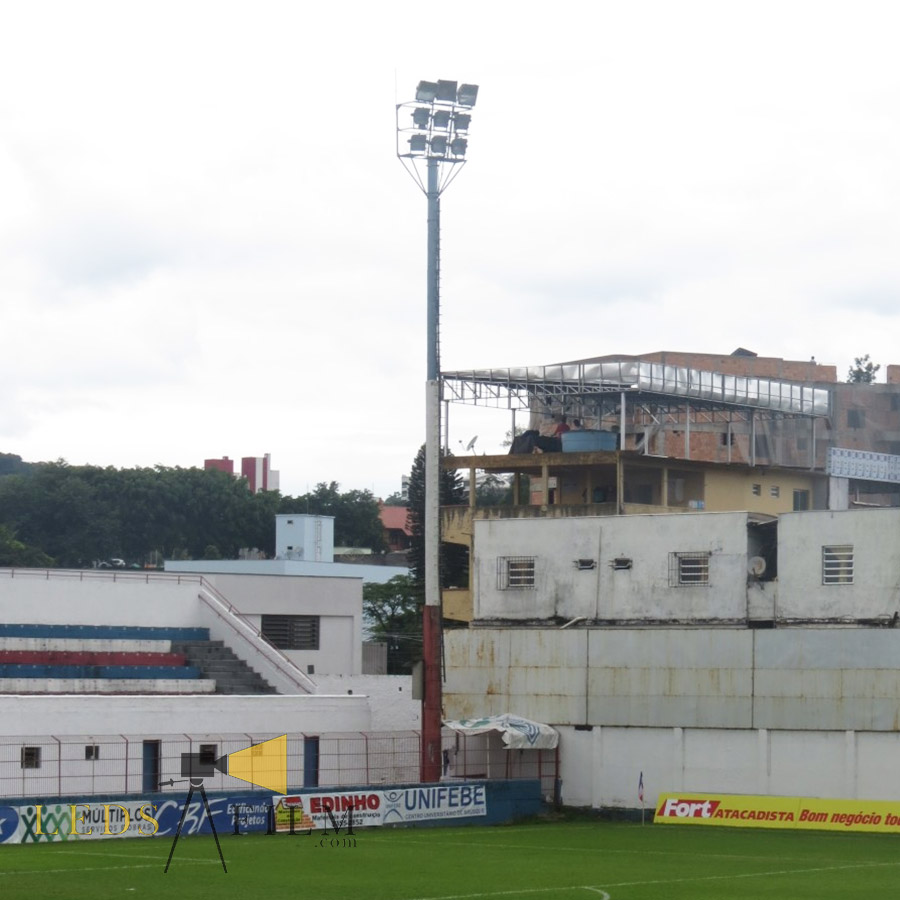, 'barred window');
85,745,100,761
822,545,853,585
261,614,320,650
669,552,710,586
21,746,41,769
497,556,535,590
